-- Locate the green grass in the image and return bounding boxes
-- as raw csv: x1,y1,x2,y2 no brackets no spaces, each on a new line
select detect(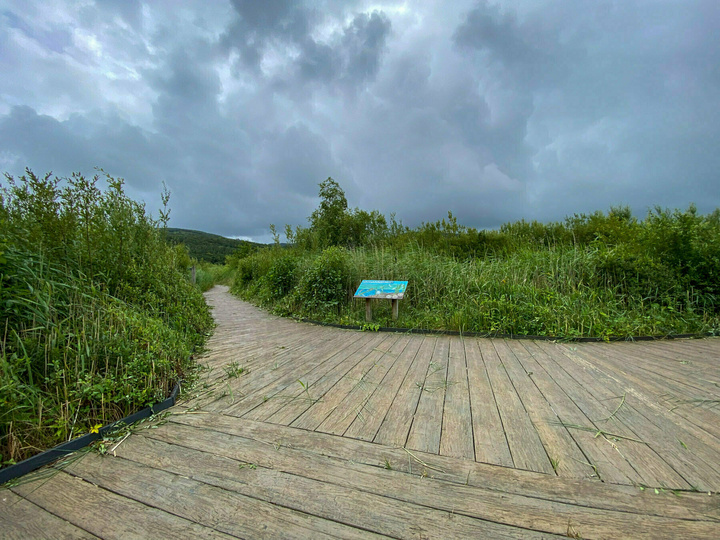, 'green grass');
0,169,213,469
230,240,720,339
232,179,720,339
224,361,247,379
193,262,237,292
